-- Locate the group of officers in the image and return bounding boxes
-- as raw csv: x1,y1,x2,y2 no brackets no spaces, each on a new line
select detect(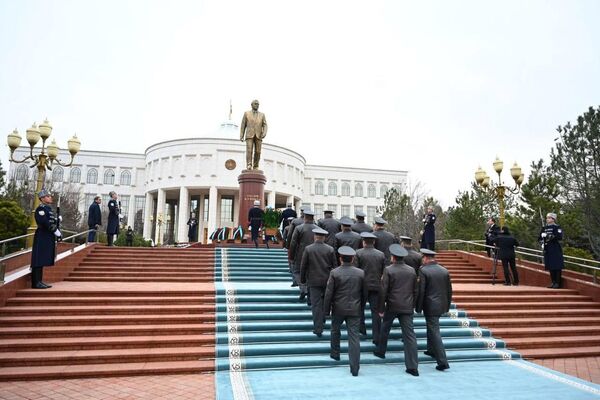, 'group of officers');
279,205,452,377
